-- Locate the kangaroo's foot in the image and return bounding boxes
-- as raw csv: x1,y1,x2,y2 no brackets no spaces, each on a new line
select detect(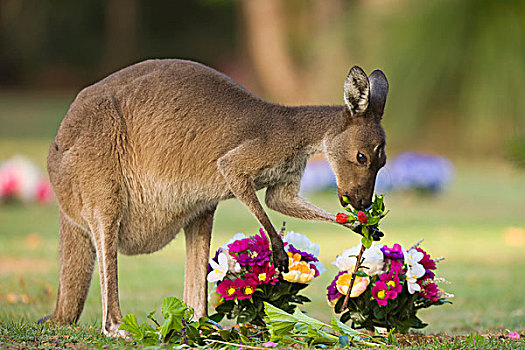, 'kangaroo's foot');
272,244,289,273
